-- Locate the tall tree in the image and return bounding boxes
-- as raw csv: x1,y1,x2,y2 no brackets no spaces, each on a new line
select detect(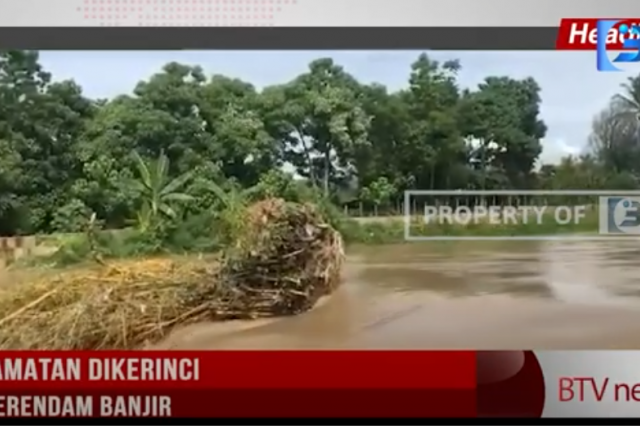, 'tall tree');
0,51,94,233
613,74,640,124
399,54,466,190
261,58,370,195
459,76,546,190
